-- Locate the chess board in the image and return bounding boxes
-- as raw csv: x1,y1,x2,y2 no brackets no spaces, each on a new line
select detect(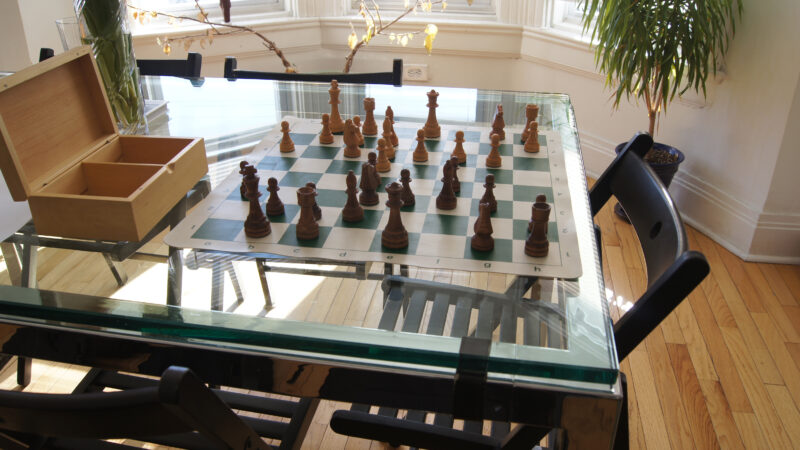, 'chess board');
166,116,582,278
